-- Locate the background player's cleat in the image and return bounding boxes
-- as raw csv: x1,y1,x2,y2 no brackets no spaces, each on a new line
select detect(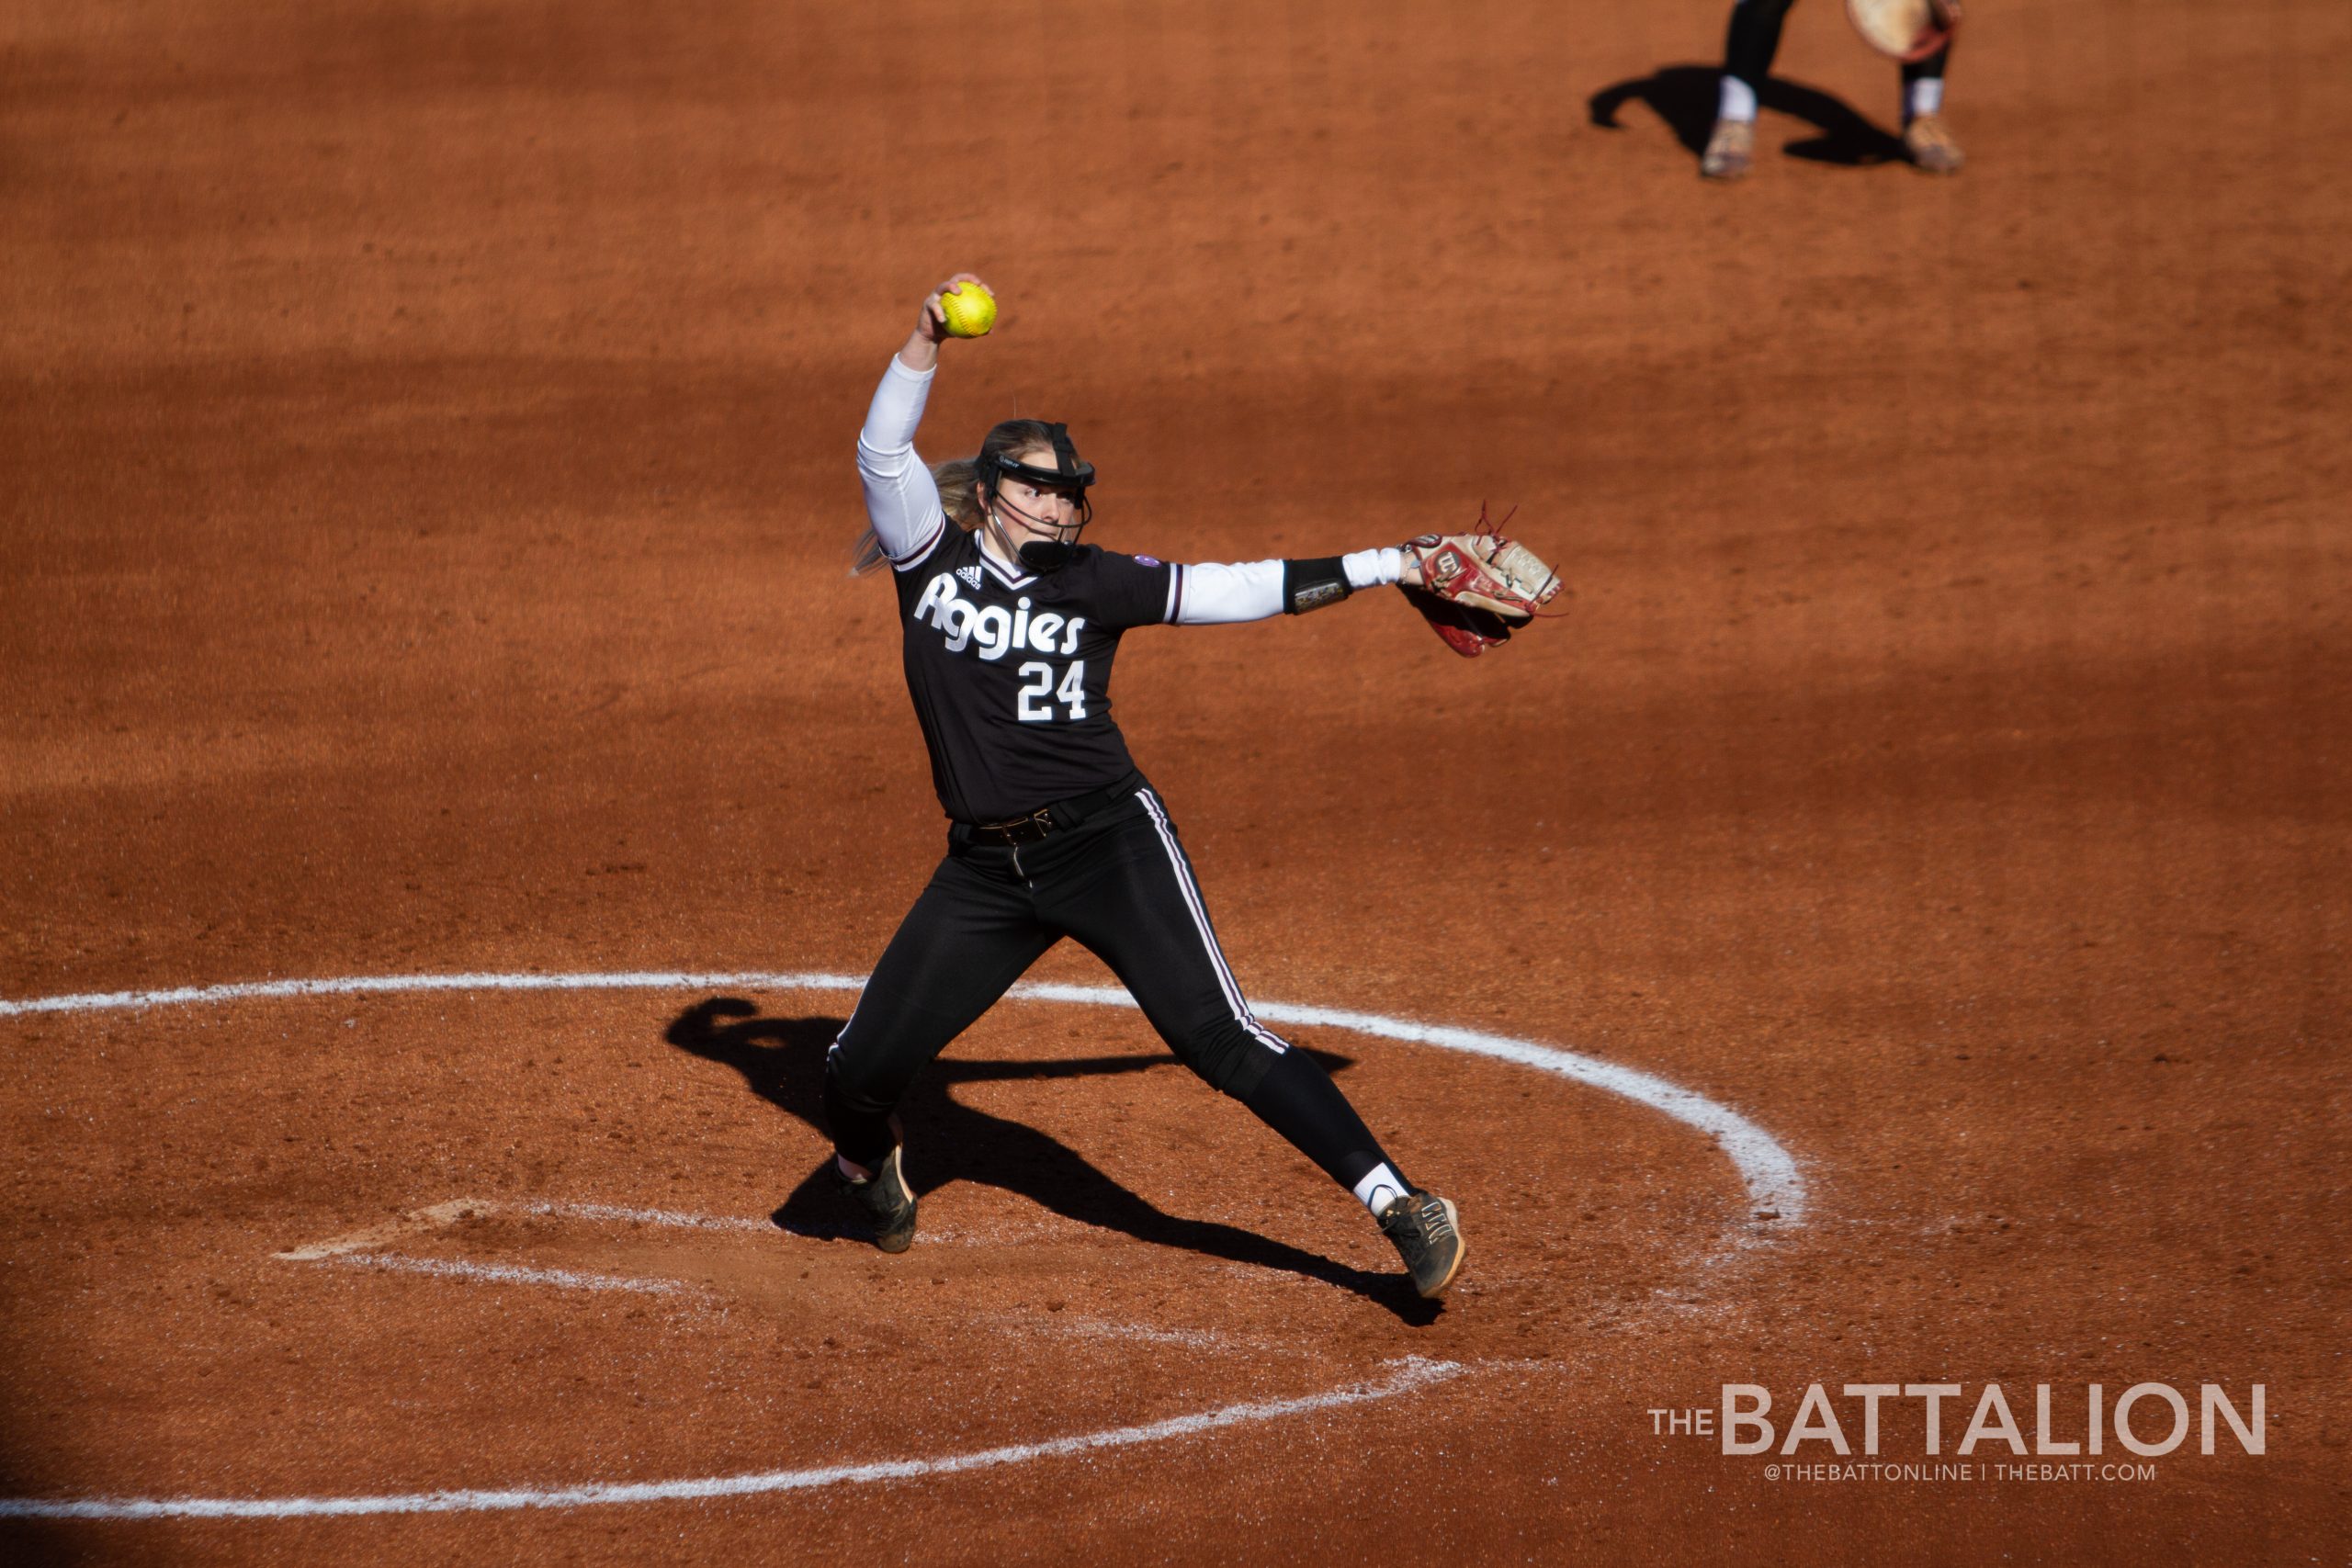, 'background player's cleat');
1903,114,1965,174
1378,1190,1465,1298
1701,118,1756,181
838,1145,918,1253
